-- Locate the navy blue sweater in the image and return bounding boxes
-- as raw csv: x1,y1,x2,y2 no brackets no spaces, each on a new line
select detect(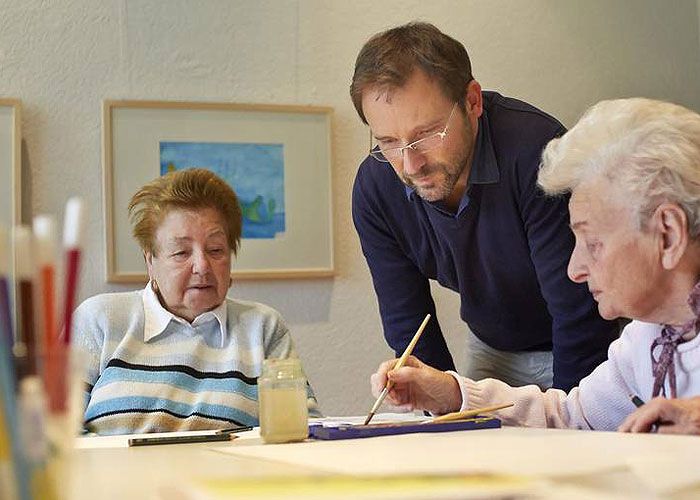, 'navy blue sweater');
352,91,619,391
